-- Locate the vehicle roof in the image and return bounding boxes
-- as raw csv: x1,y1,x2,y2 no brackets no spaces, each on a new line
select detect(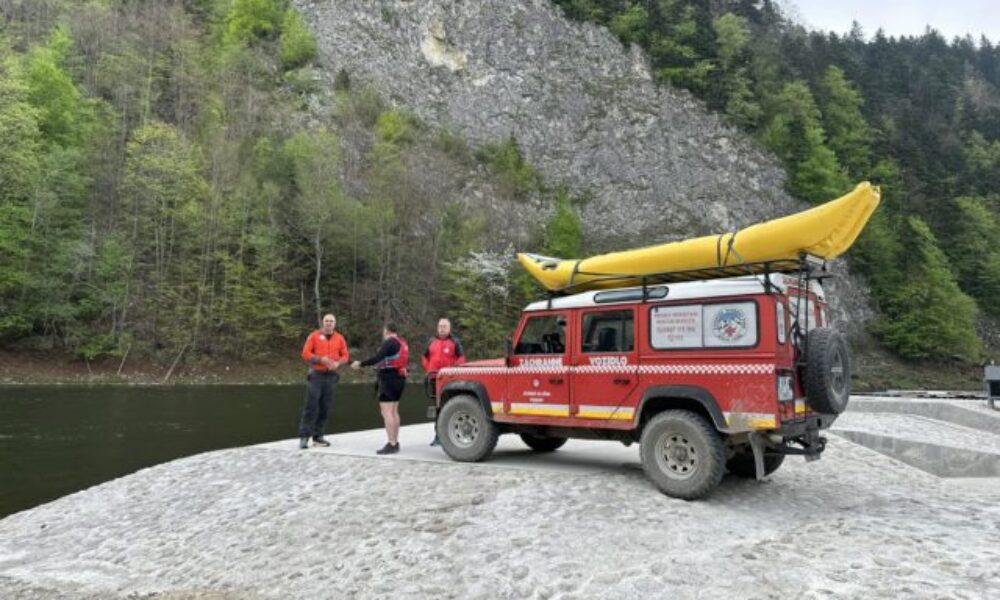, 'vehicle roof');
524,273,825,312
